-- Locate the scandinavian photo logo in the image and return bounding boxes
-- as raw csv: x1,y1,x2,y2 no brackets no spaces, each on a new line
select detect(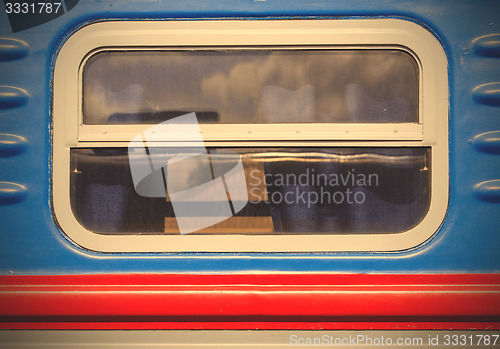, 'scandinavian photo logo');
128,113,248,234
